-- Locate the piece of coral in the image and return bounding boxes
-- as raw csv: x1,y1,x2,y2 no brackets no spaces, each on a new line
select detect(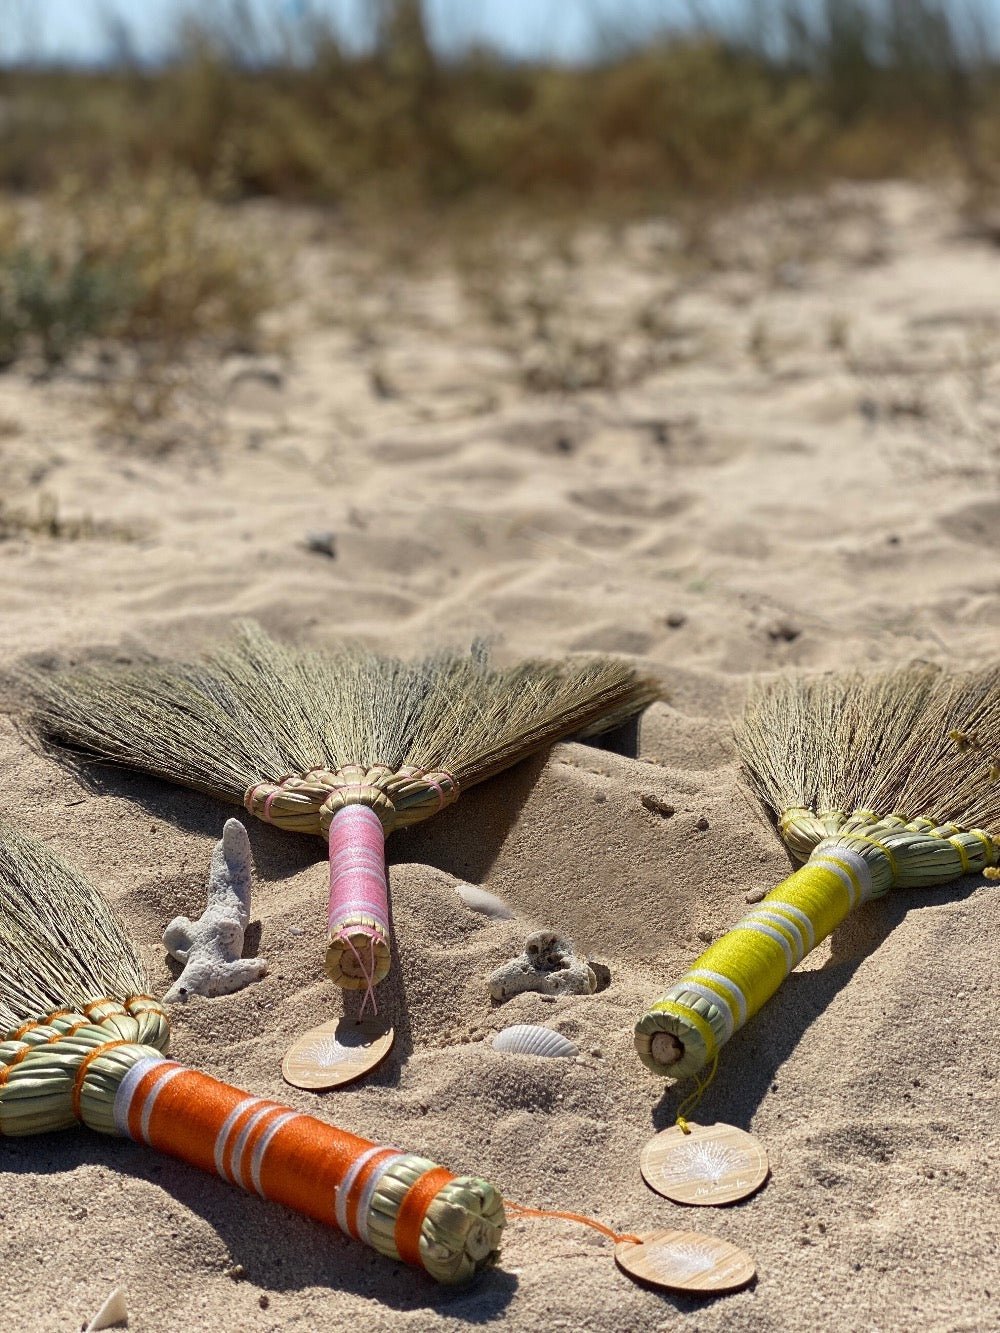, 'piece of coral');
488,930,598,1002
162,819,267,1001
